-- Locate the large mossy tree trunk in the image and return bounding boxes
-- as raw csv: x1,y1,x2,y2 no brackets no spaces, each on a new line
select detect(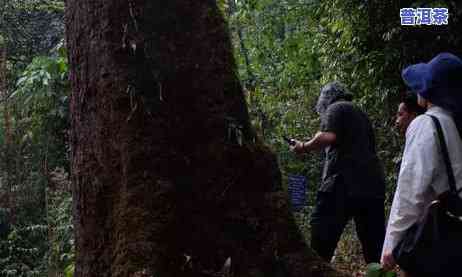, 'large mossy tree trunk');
65,1,348,276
